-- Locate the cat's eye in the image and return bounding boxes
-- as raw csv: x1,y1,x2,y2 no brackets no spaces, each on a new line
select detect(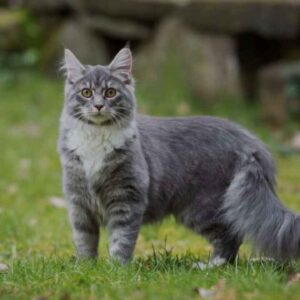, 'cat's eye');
81,88,93,98
104,88,117,98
